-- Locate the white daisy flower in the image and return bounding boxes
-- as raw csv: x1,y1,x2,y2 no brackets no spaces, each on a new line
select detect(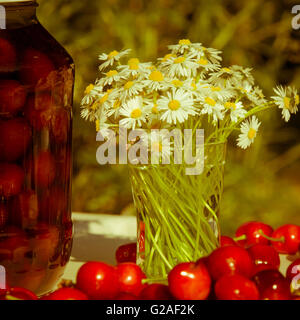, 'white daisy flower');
237,116,261,149
157,88,196,124
272,86,299,122
188,46,222,64
159,55,198,78
95,108,113,140
209,67,243,87
98,49,131,71
117,80,145,102
119,96,149,129
142,70,170,91
231,65,255,86
199,84,235,102
117,58,152,78
100,69,125,86
168,39,202,54
81,83,103,106
193,56,220,76
224,101,247,123
104,98,122,118
199,96,225,122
